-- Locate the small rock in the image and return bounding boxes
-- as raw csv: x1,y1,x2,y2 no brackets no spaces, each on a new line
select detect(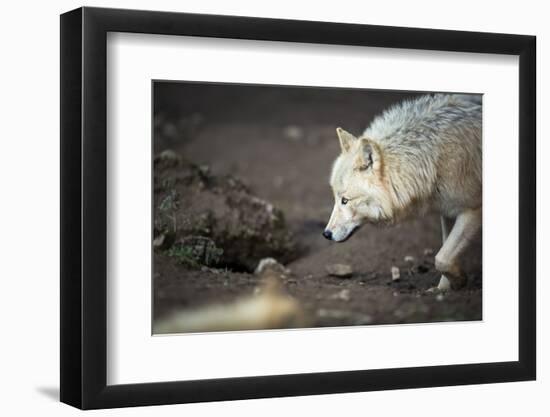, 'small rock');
330,289,351,301
283,125,304,141
153,232,174,251
326,264,353,278
153,233,166,249
198,164,210,176
391,266,400,281
393,291,399,297
404,255,415,263
255,257,289,275
423,248,434,256
158,149,180,163
436,293,445,302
